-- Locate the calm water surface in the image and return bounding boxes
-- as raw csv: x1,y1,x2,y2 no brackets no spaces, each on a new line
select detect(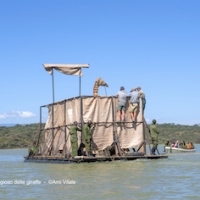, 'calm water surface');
0,145,200,200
